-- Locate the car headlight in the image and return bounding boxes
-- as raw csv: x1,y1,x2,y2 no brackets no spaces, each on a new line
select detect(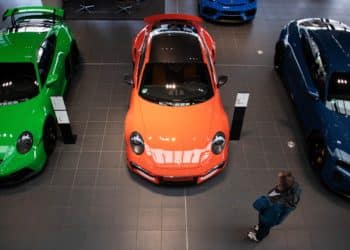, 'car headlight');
130,131,144,155
16,131,33,154
211,132,225,155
